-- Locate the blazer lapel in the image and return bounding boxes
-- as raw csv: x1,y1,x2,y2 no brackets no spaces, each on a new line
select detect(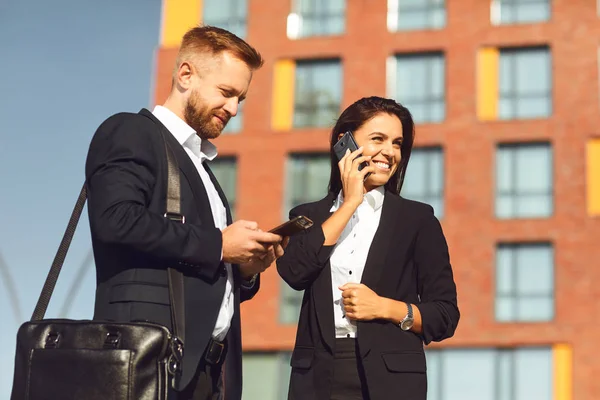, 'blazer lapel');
139,109,216,227
309,194,337,353
359,191,403,289
358,192,412,357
